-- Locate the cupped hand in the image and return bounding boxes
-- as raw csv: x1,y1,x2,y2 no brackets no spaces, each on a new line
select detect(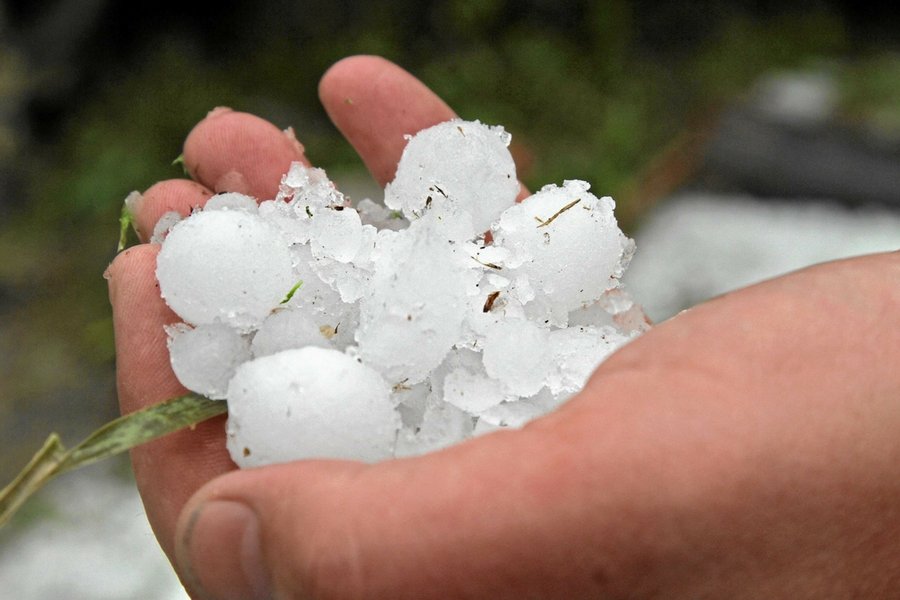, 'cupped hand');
106,55,900,599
